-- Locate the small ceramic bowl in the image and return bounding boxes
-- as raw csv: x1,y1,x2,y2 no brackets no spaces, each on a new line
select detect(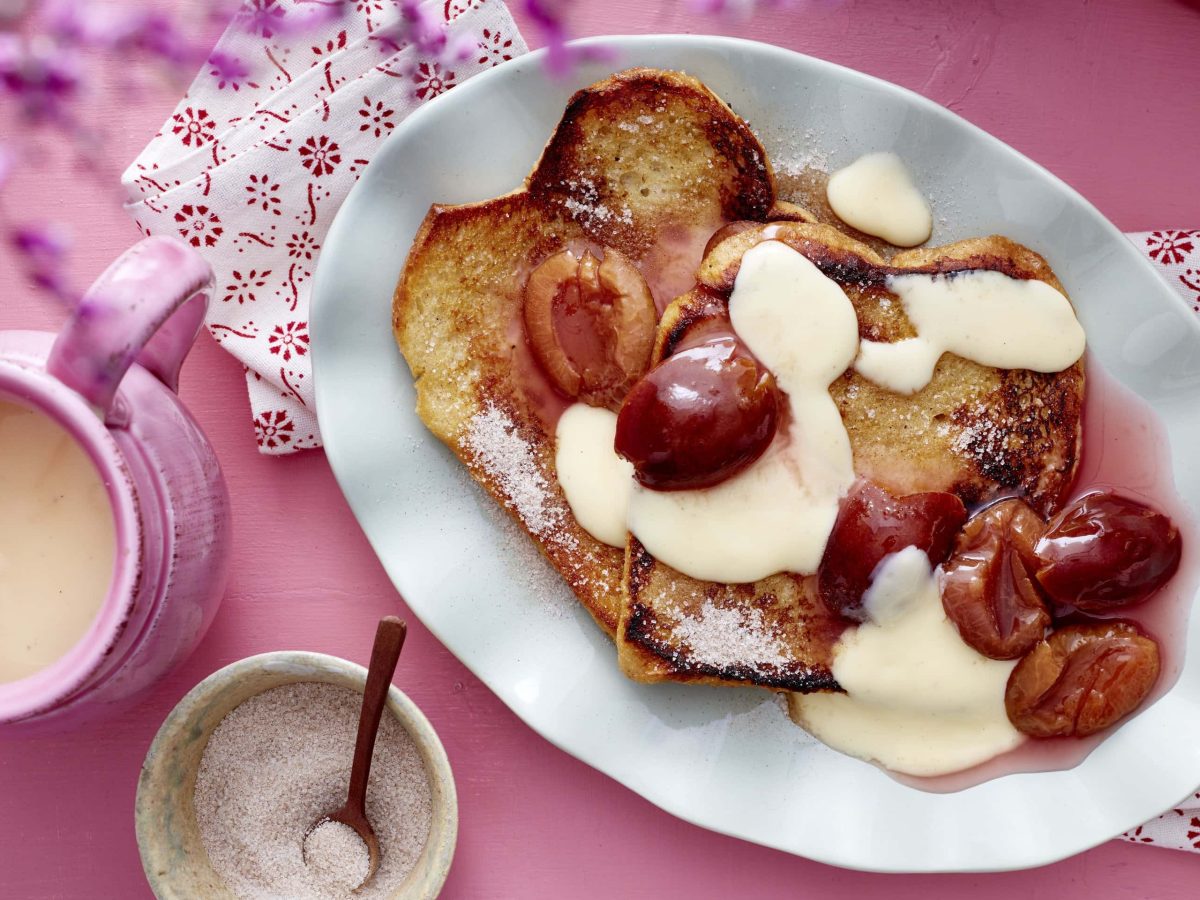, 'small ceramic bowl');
135,651,457,899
